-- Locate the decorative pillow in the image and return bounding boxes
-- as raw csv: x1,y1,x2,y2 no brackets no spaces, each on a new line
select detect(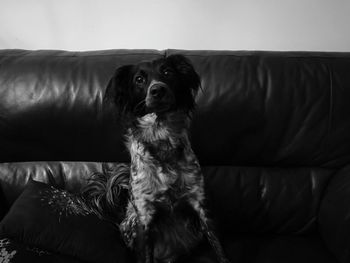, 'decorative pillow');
0,179,129,263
